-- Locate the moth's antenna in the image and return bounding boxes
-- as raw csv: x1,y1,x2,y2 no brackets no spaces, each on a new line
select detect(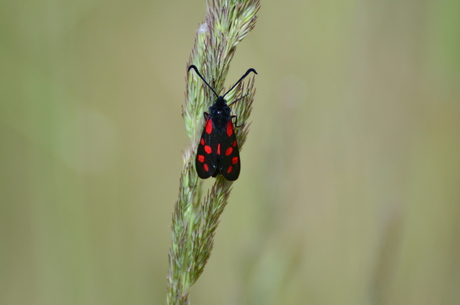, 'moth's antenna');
188,65,258,99
188,65,219,98
222,68,258,98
